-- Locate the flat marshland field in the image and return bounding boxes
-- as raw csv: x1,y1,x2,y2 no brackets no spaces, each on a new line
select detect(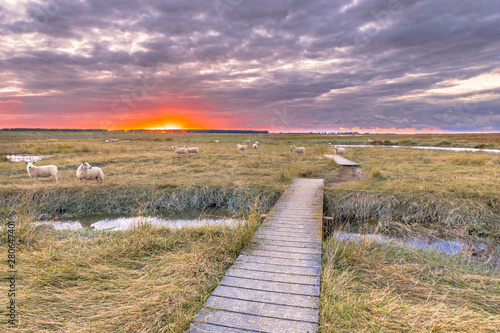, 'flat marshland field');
1,131,499,332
